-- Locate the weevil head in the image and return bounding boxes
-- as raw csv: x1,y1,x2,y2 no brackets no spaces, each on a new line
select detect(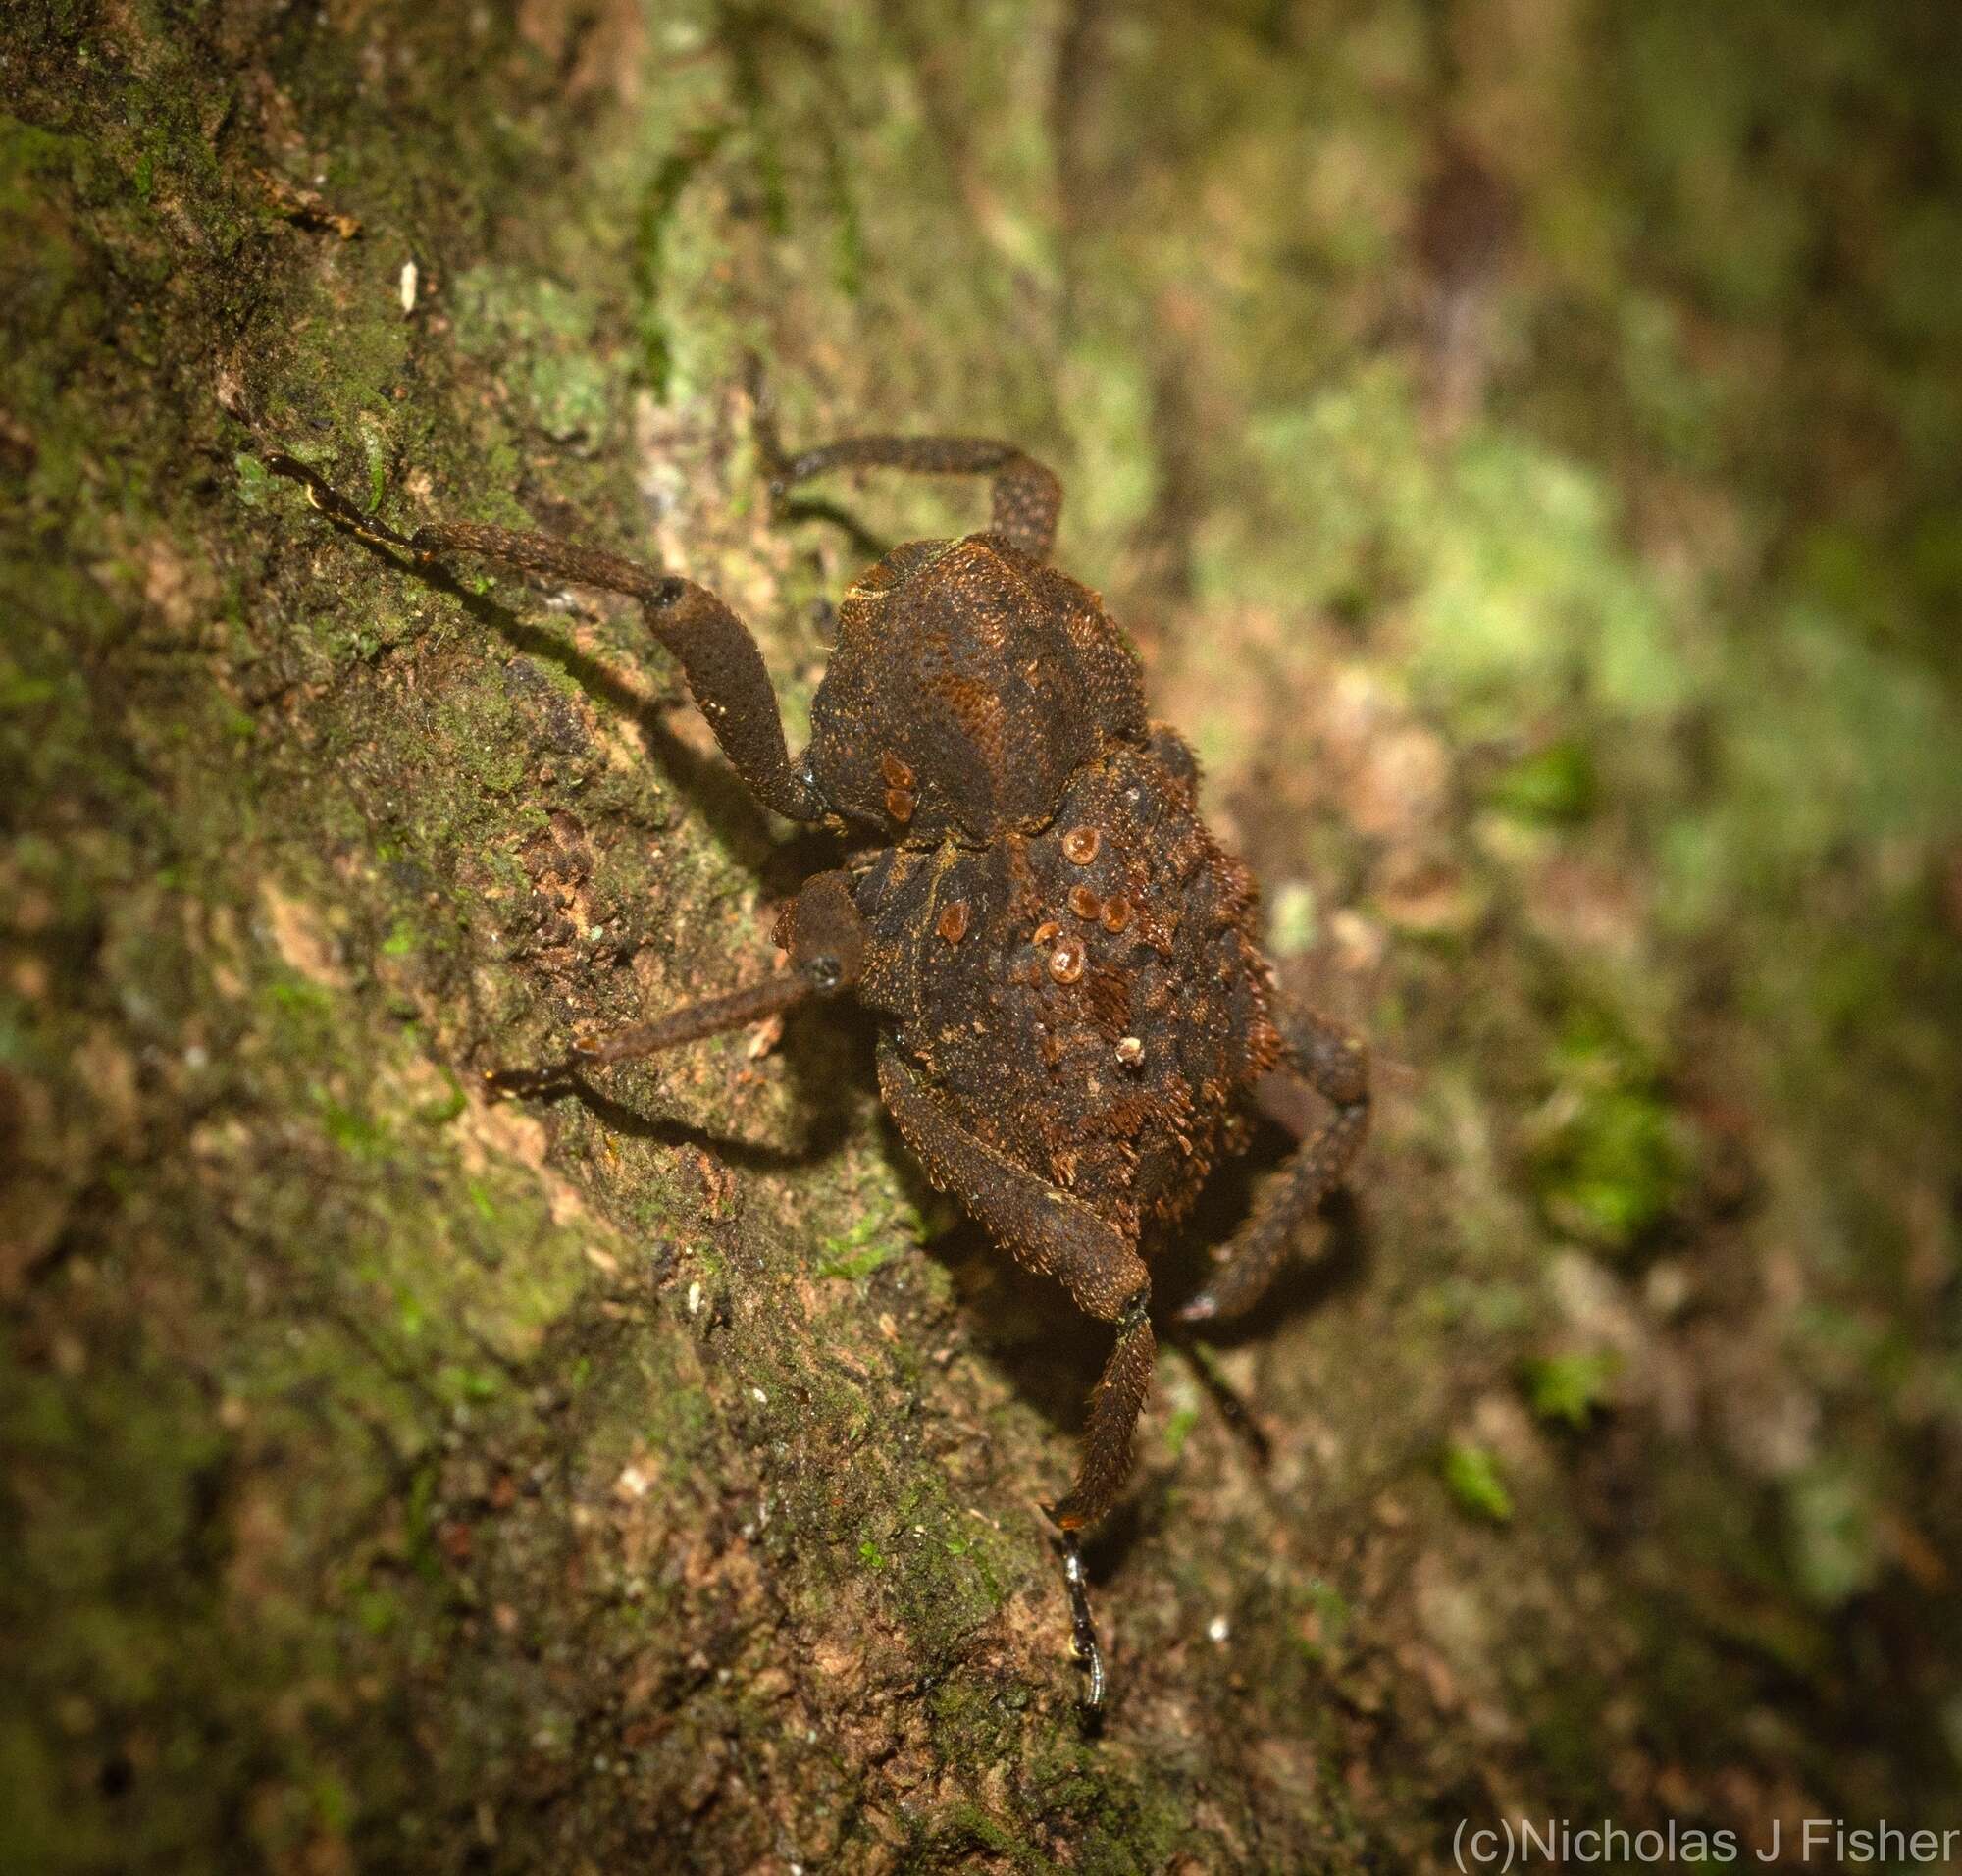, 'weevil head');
803,533,1147,844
